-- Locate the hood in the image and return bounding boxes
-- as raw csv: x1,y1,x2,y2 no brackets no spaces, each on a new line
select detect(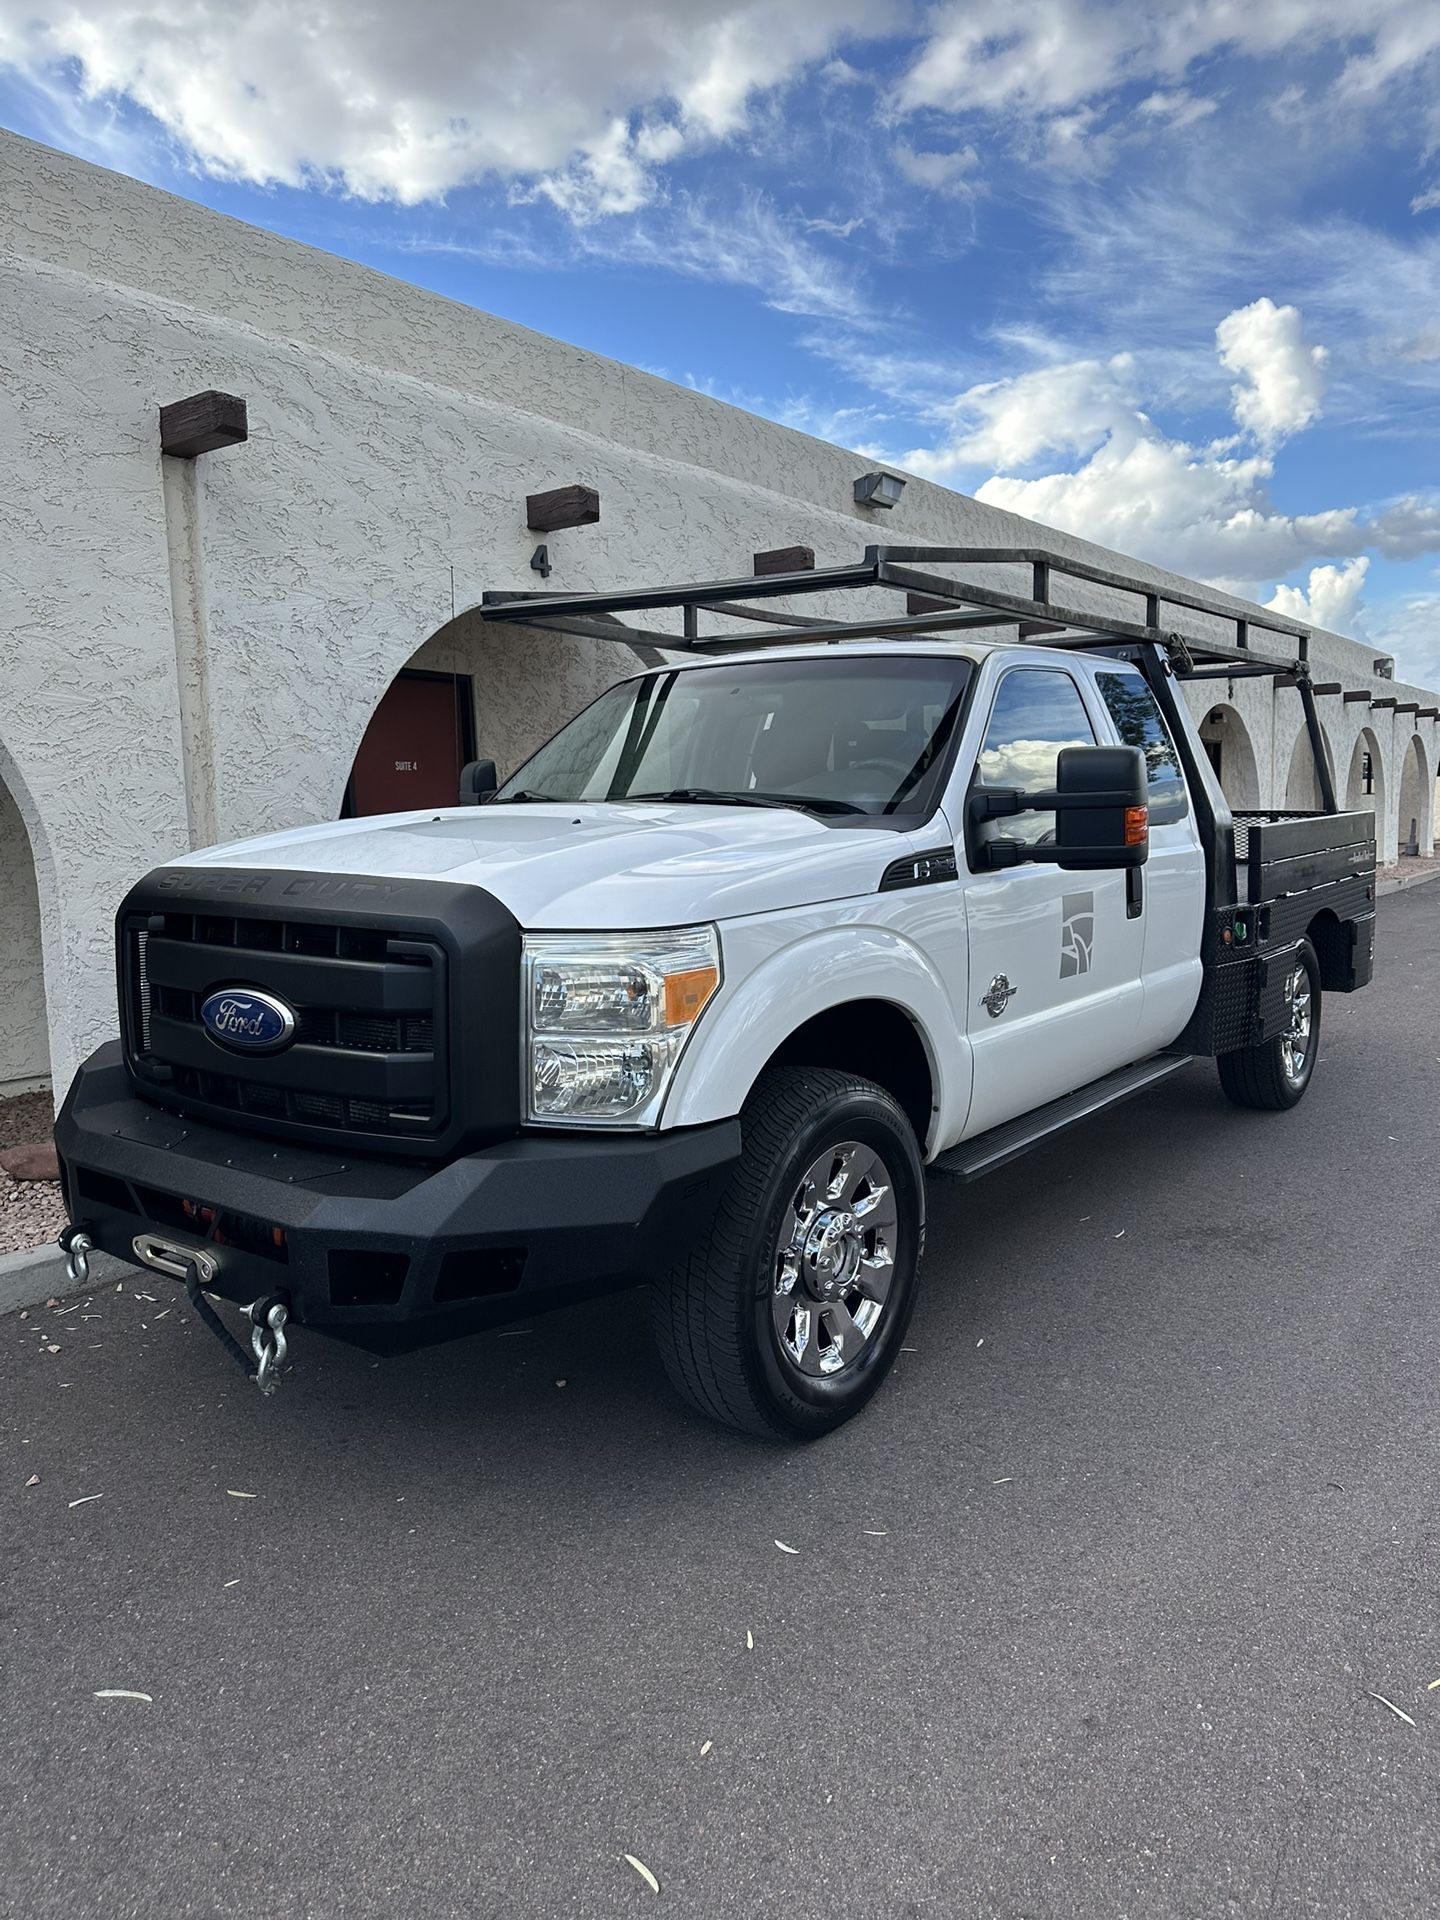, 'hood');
173,801,935,927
